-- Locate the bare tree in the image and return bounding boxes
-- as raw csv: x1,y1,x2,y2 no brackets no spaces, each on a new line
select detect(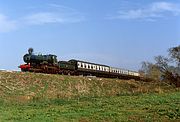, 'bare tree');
154,56,170,74
140,45,180,87
154,46,180,87
140,61,161,81
169,45,180,64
